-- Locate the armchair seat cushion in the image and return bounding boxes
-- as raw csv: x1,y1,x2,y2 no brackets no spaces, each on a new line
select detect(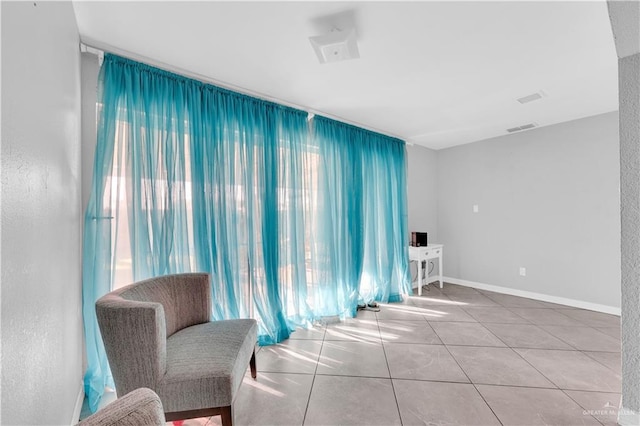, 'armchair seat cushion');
157,319,258,413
